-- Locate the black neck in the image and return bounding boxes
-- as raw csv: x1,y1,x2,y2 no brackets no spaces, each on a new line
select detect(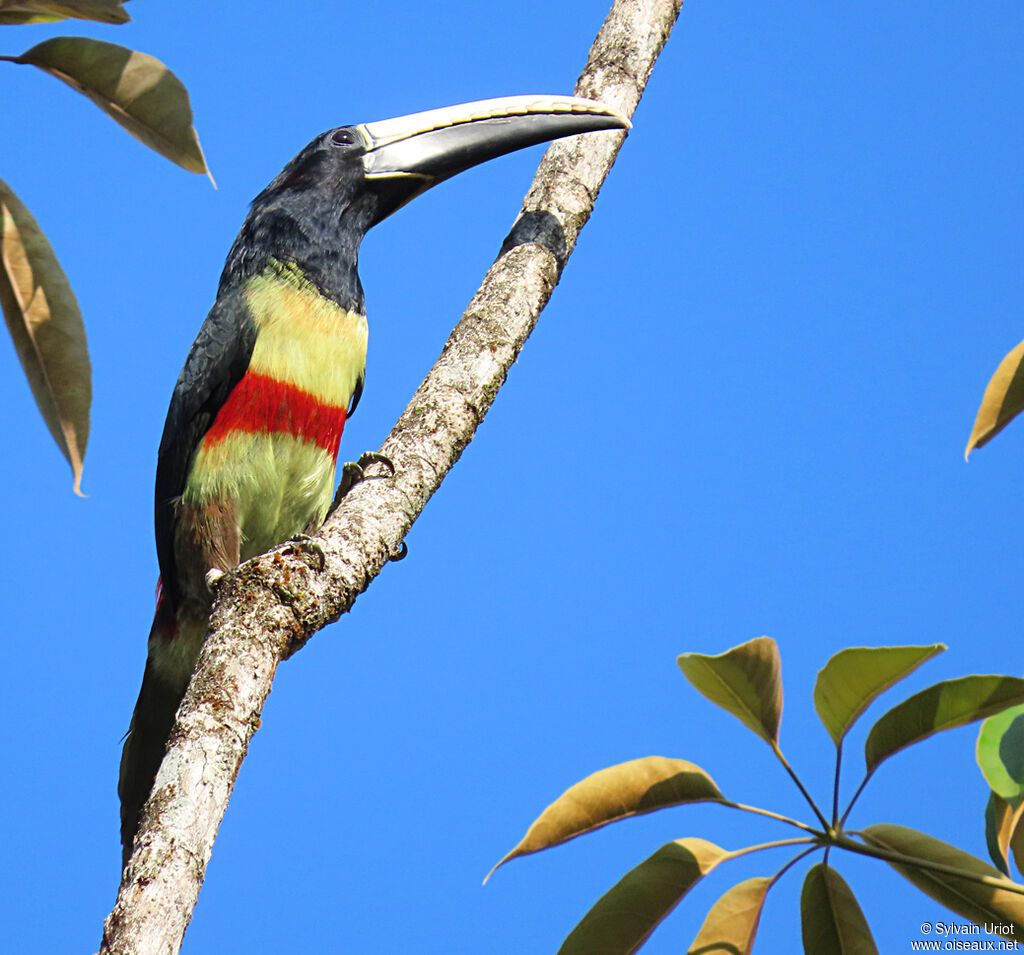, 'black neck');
218,190,378,315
